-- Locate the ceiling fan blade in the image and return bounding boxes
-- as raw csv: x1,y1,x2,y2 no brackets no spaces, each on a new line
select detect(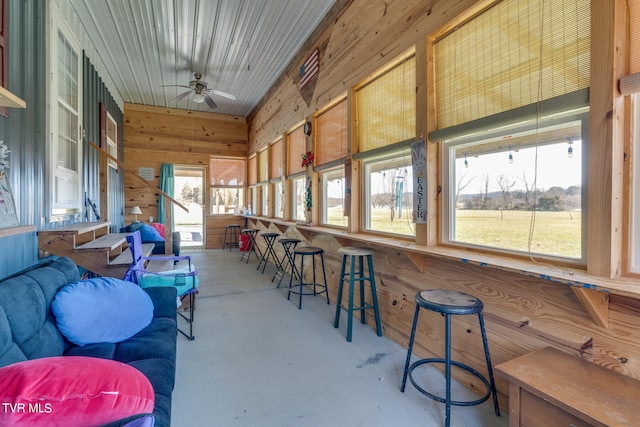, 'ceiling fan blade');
161,84,191,89
170,91,191,103
211,89,236,100
204,94,218,109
